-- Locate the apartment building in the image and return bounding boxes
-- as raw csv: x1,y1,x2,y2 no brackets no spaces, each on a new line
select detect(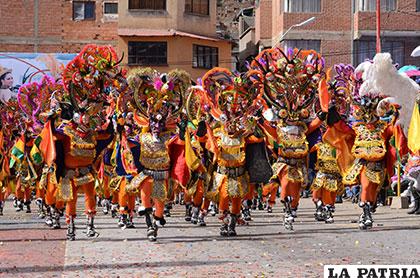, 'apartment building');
118,0,231,80
0,0,232,80
0,0,119,53
238,0,420,68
